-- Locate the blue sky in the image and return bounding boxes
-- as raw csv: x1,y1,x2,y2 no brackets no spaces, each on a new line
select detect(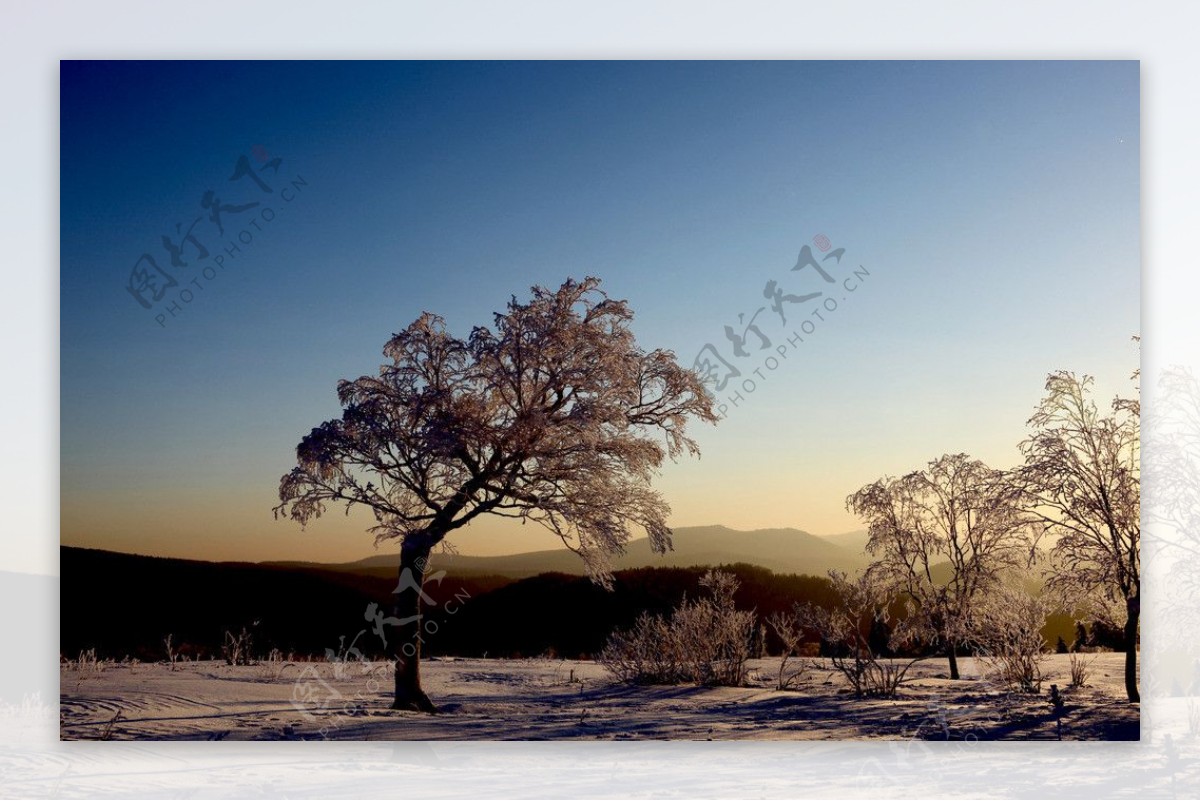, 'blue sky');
60,60,1140,563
